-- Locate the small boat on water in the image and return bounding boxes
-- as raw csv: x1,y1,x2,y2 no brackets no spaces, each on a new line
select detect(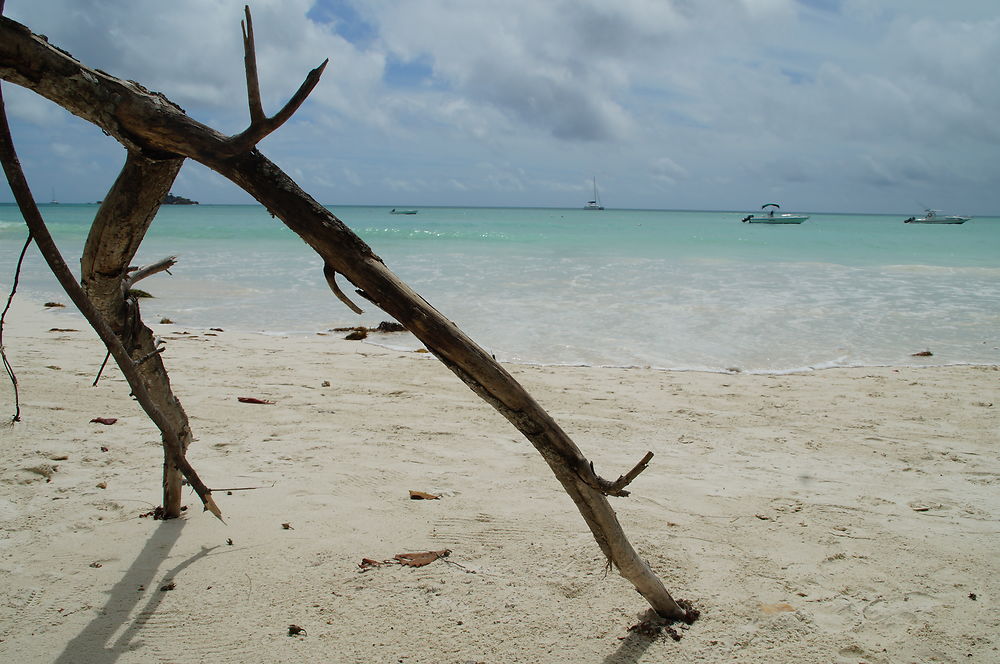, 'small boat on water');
390,208,418,215
741,203,808,224
903,209,970,224
583,177,604,210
